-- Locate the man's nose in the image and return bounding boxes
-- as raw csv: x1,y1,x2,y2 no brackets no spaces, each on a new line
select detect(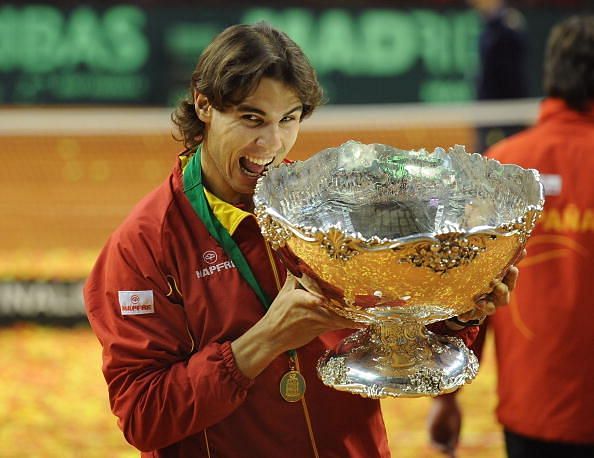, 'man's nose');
256,124,282,152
